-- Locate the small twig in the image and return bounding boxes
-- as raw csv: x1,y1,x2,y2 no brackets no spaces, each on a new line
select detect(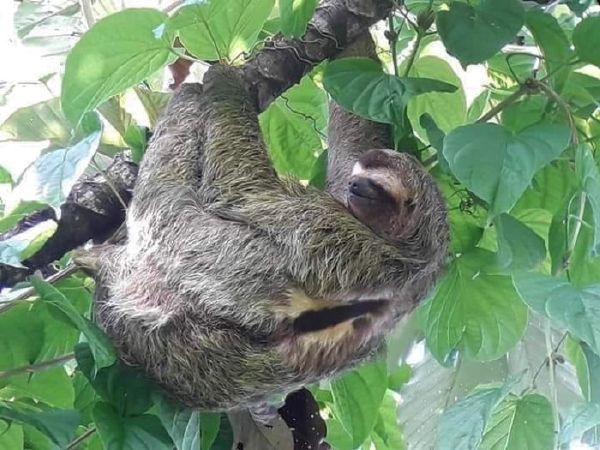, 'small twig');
529,331,568,389
388,14,399,76
477,82,532,123
169,48,200,63
91,157,129,211
162,0,185,13
66,427,97,450
563,191,587,276
0,264,79,314
402,30,422,77
545,320,560,440
0,353,75,380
